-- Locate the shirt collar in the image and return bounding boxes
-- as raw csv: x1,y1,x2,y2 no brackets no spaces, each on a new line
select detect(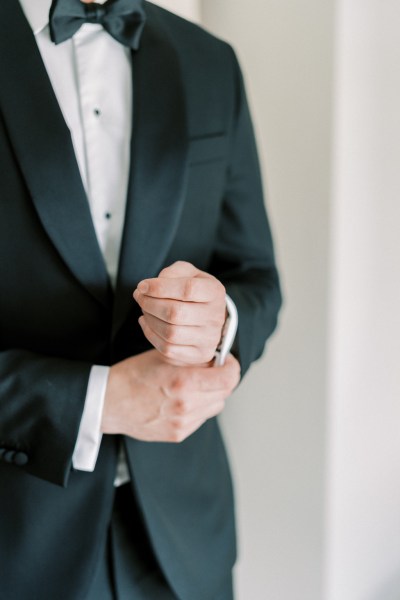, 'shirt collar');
18,0,52,35
18,0,109,36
